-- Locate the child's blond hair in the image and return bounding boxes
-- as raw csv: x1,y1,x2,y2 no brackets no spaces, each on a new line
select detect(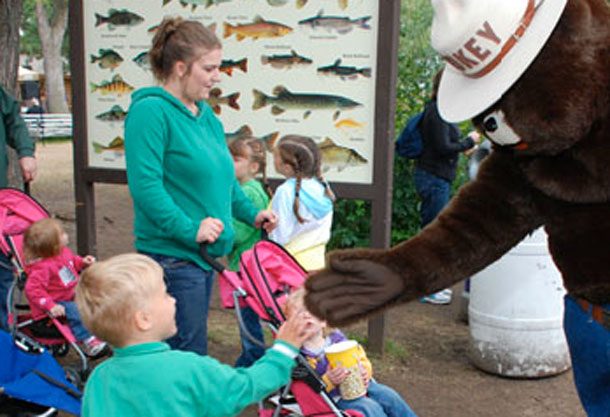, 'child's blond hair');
23,218,64,262
75,253,163,347
283,286,334,337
